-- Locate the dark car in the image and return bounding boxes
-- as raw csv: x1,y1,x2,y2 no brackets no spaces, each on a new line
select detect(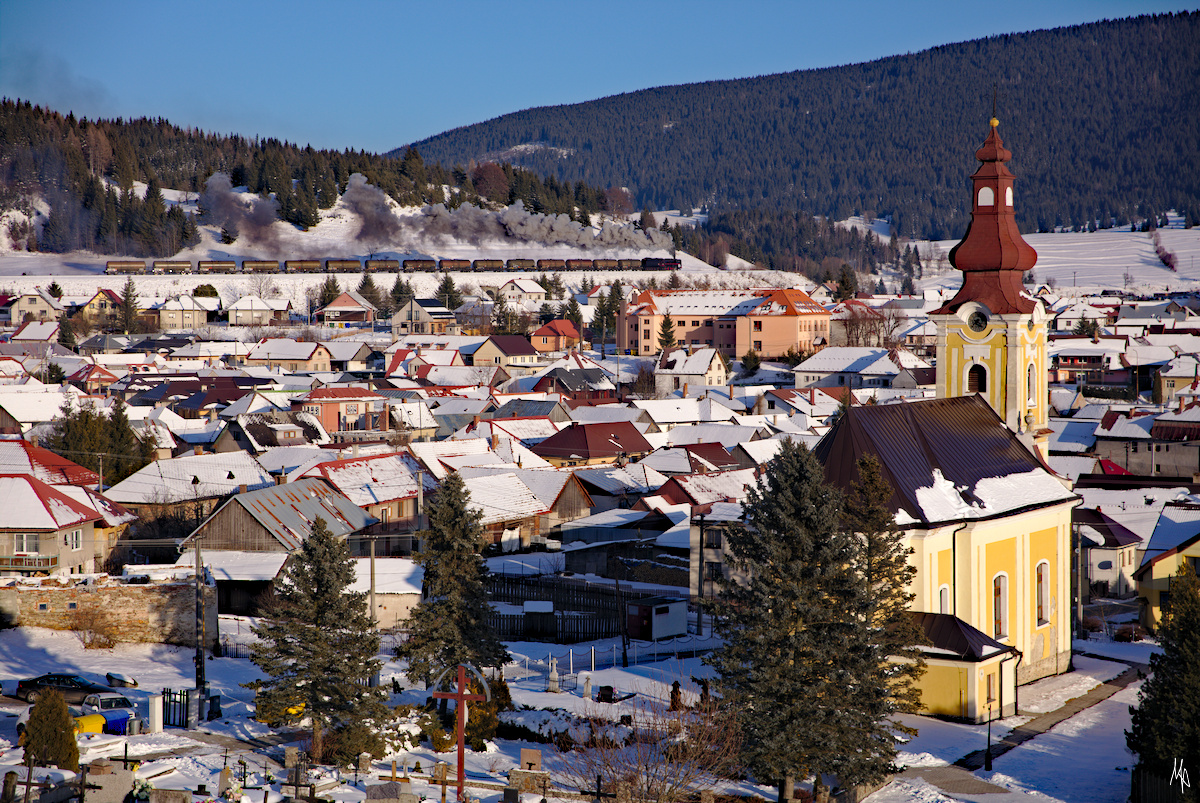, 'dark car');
15,674,113,703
